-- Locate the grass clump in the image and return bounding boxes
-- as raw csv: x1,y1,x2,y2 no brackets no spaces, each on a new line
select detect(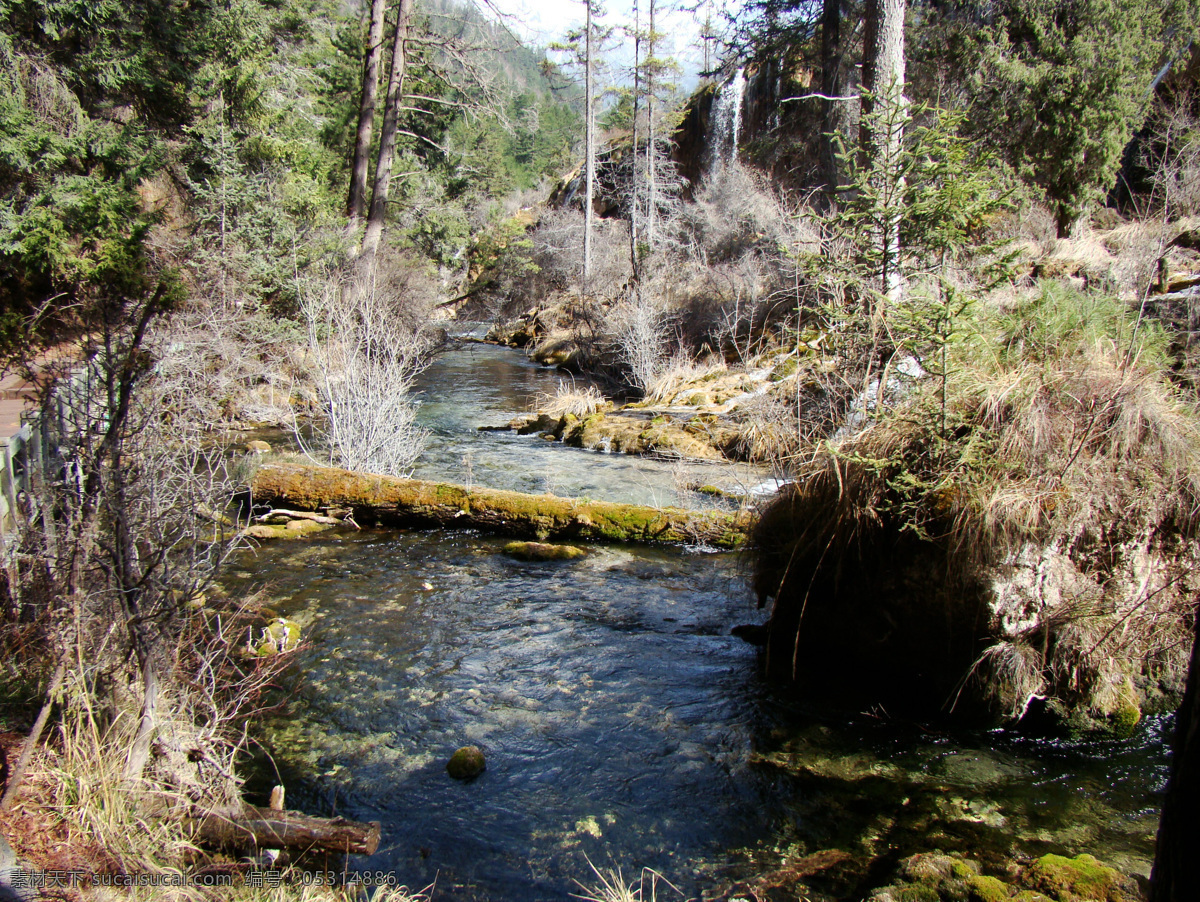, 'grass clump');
538,380,609,418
